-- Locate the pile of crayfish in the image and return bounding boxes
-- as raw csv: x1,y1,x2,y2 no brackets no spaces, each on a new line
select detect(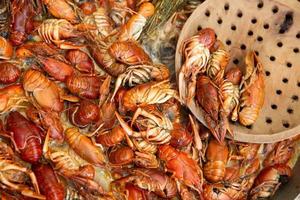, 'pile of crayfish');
179,28,265,143
0,0,298,200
